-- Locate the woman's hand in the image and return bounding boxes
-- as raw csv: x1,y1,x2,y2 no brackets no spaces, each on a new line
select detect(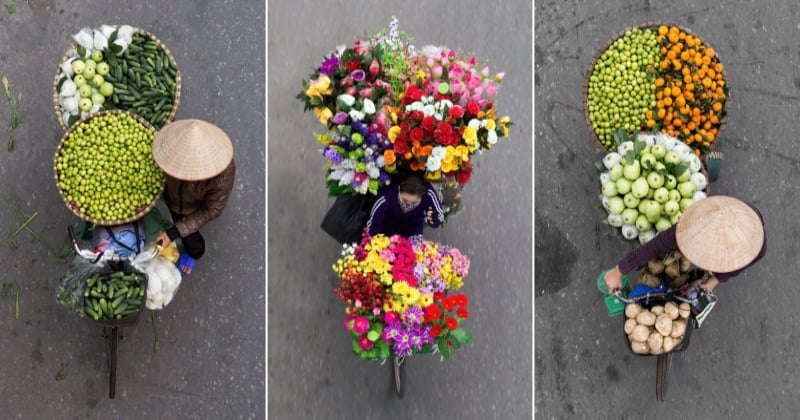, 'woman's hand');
699,275,719,292
425,207,434,225
155,231,172,248
603,266,624,293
